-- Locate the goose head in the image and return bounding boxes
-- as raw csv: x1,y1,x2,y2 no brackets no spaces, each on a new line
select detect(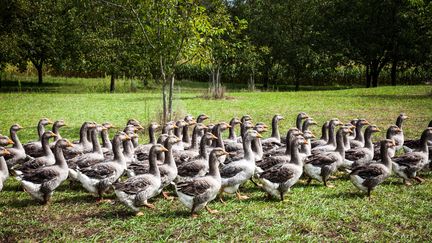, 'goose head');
197,114,209,123
56,138,74,149
39,118,53,126
0,146,11,157
54,120,67,129
10,124,24,132
0,135,14,146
